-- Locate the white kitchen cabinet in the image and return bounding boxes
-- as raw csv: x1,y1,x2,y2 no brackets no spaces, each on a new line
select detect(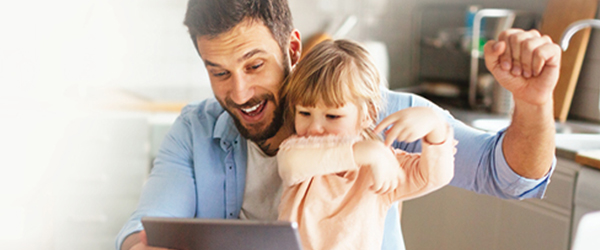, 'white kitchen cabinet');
571,166,600,246
402,157,580,250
